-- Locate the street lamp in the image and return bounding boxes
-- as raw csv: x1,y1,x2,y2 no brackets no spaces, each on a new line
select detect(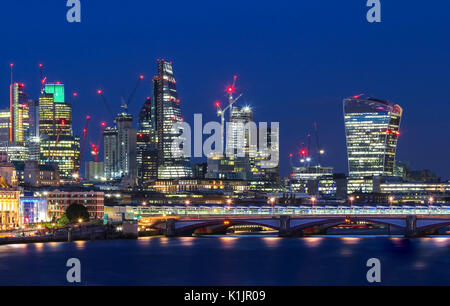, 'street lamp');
311,196,317,209
78,218,83,224
185,200,190,215
269,197,275,214
428,196,434,208
388,196,394,209
226,199,233,209
349,196,355,208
